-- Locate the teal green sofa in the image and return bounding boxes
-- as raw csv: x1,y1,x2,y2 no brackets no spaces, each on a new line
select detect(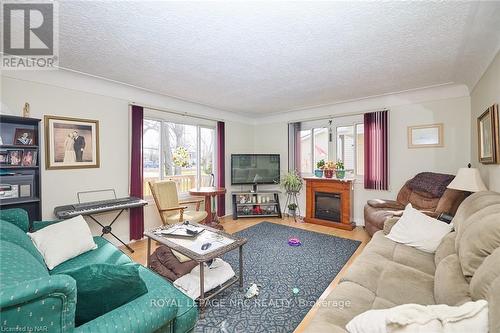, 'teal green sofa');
0,208,197,333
